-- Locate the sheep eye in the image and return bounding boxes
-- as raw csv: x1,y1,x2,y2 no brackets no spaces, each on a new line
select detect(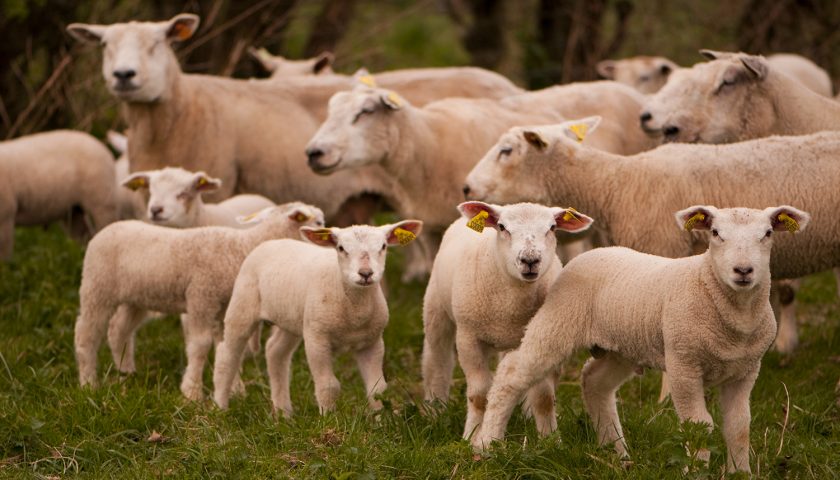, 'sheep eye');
352,107,376,124
765,229,772,238
639,75,650,82
498,223,506,232
500,147,512,155
711,229,719,237
338,245,345,253
316,220,325,227
381,243,386,251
